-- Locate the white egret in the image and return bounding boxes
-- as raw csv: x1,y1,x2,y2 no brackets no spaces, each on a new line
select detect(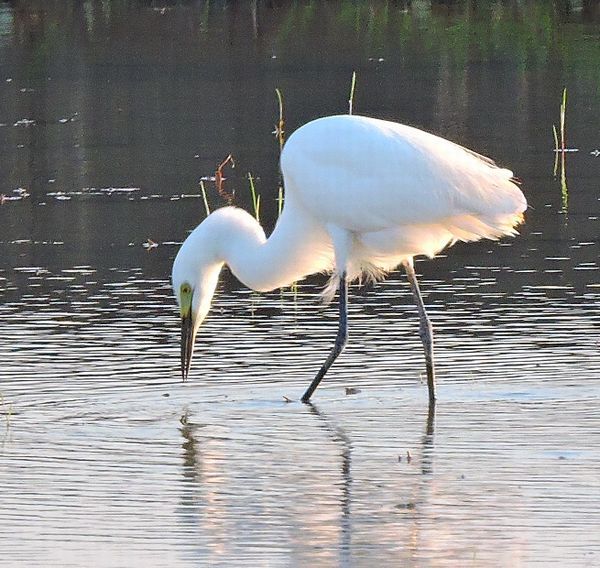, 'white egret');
172,115,526,403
